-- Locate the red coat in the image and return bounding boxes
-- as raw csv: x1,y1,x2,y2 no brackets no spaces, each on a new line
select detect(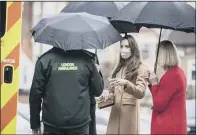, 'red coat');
150,66,187,134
